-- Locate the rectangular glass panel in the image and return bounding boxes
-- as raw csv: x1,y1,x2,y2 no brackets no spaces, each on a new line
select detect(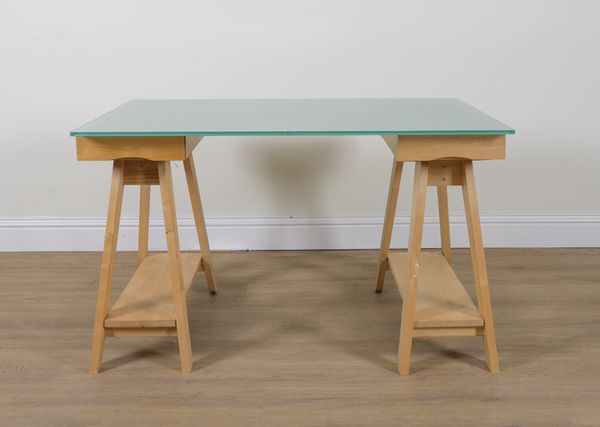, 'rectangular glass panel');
71,98,514,137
